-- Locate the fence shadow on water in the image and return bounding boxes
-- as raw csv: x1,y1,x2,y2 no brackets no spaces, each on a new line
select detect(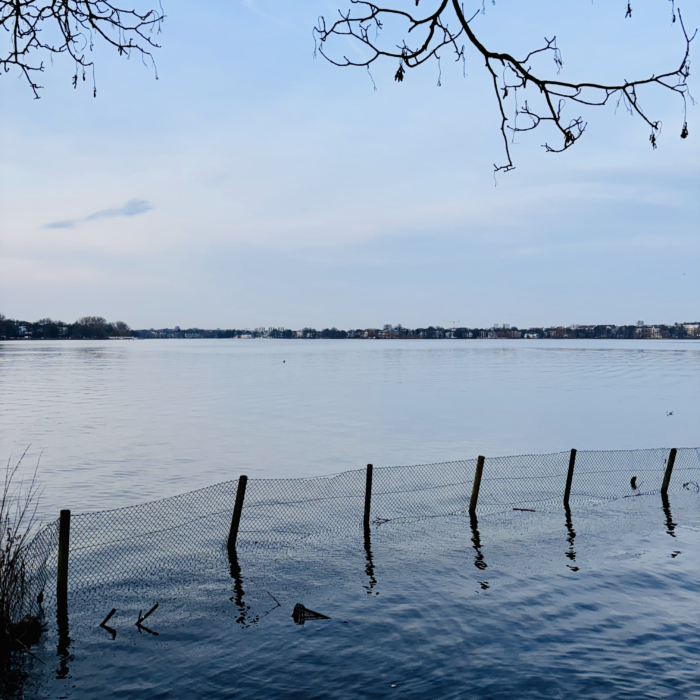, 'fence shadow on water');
18,447,700,619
